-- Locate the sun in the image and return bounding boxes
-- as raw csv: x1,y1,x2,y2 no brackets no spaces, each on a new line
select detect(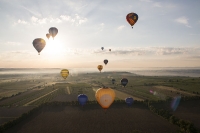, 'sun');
44,38,65,57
